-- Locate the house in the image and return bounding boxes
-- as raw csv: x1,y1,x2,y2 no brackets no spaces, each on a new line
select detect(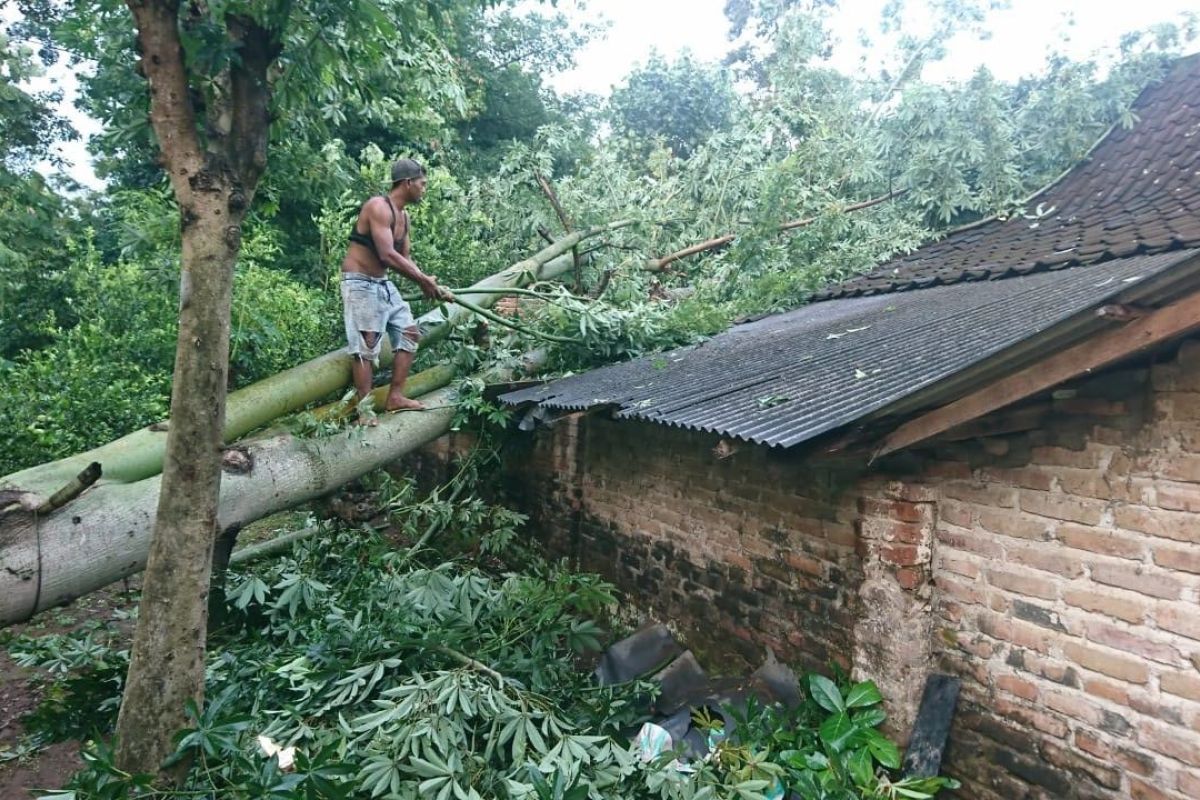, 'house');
493,54,1200,798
